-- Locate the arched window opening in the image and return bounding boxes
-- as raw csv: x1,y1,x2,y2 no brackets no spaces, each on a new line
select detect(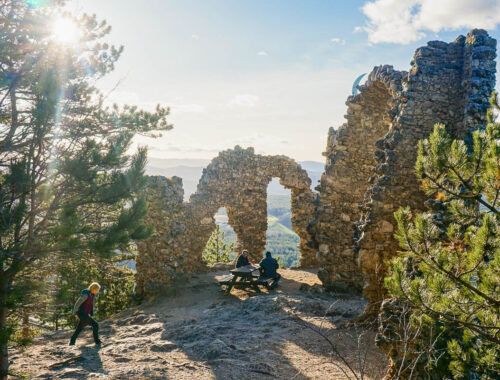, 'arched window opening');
265,179,300,268
202,207,237,265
